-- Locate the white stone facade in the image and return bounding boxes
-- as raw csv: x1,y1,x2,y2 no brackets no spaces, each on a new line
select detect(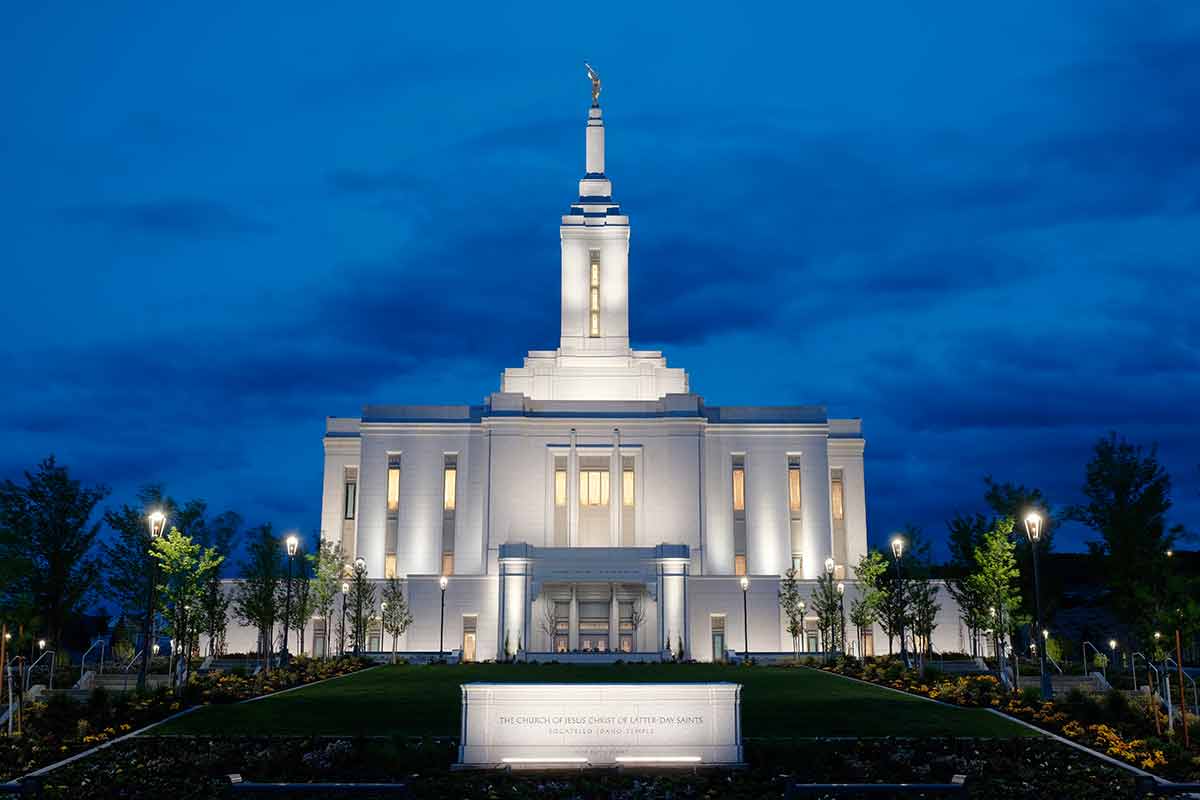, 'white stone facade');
220,92,964,661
